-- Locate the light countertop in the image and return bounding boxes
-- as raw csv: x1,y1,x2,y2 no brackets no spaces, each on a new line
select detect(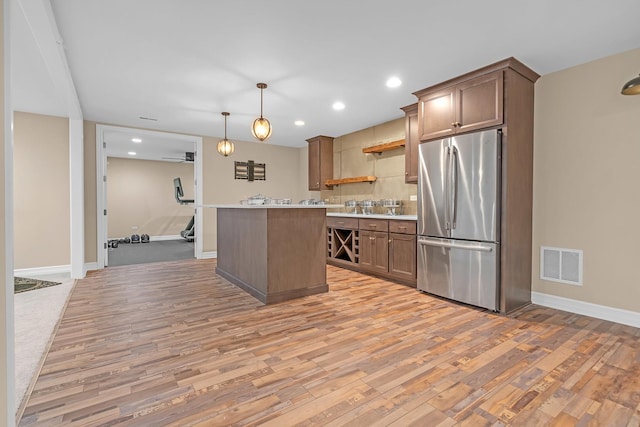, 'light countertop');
198,205,417,220
200,204,343,209
327,212,417,221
